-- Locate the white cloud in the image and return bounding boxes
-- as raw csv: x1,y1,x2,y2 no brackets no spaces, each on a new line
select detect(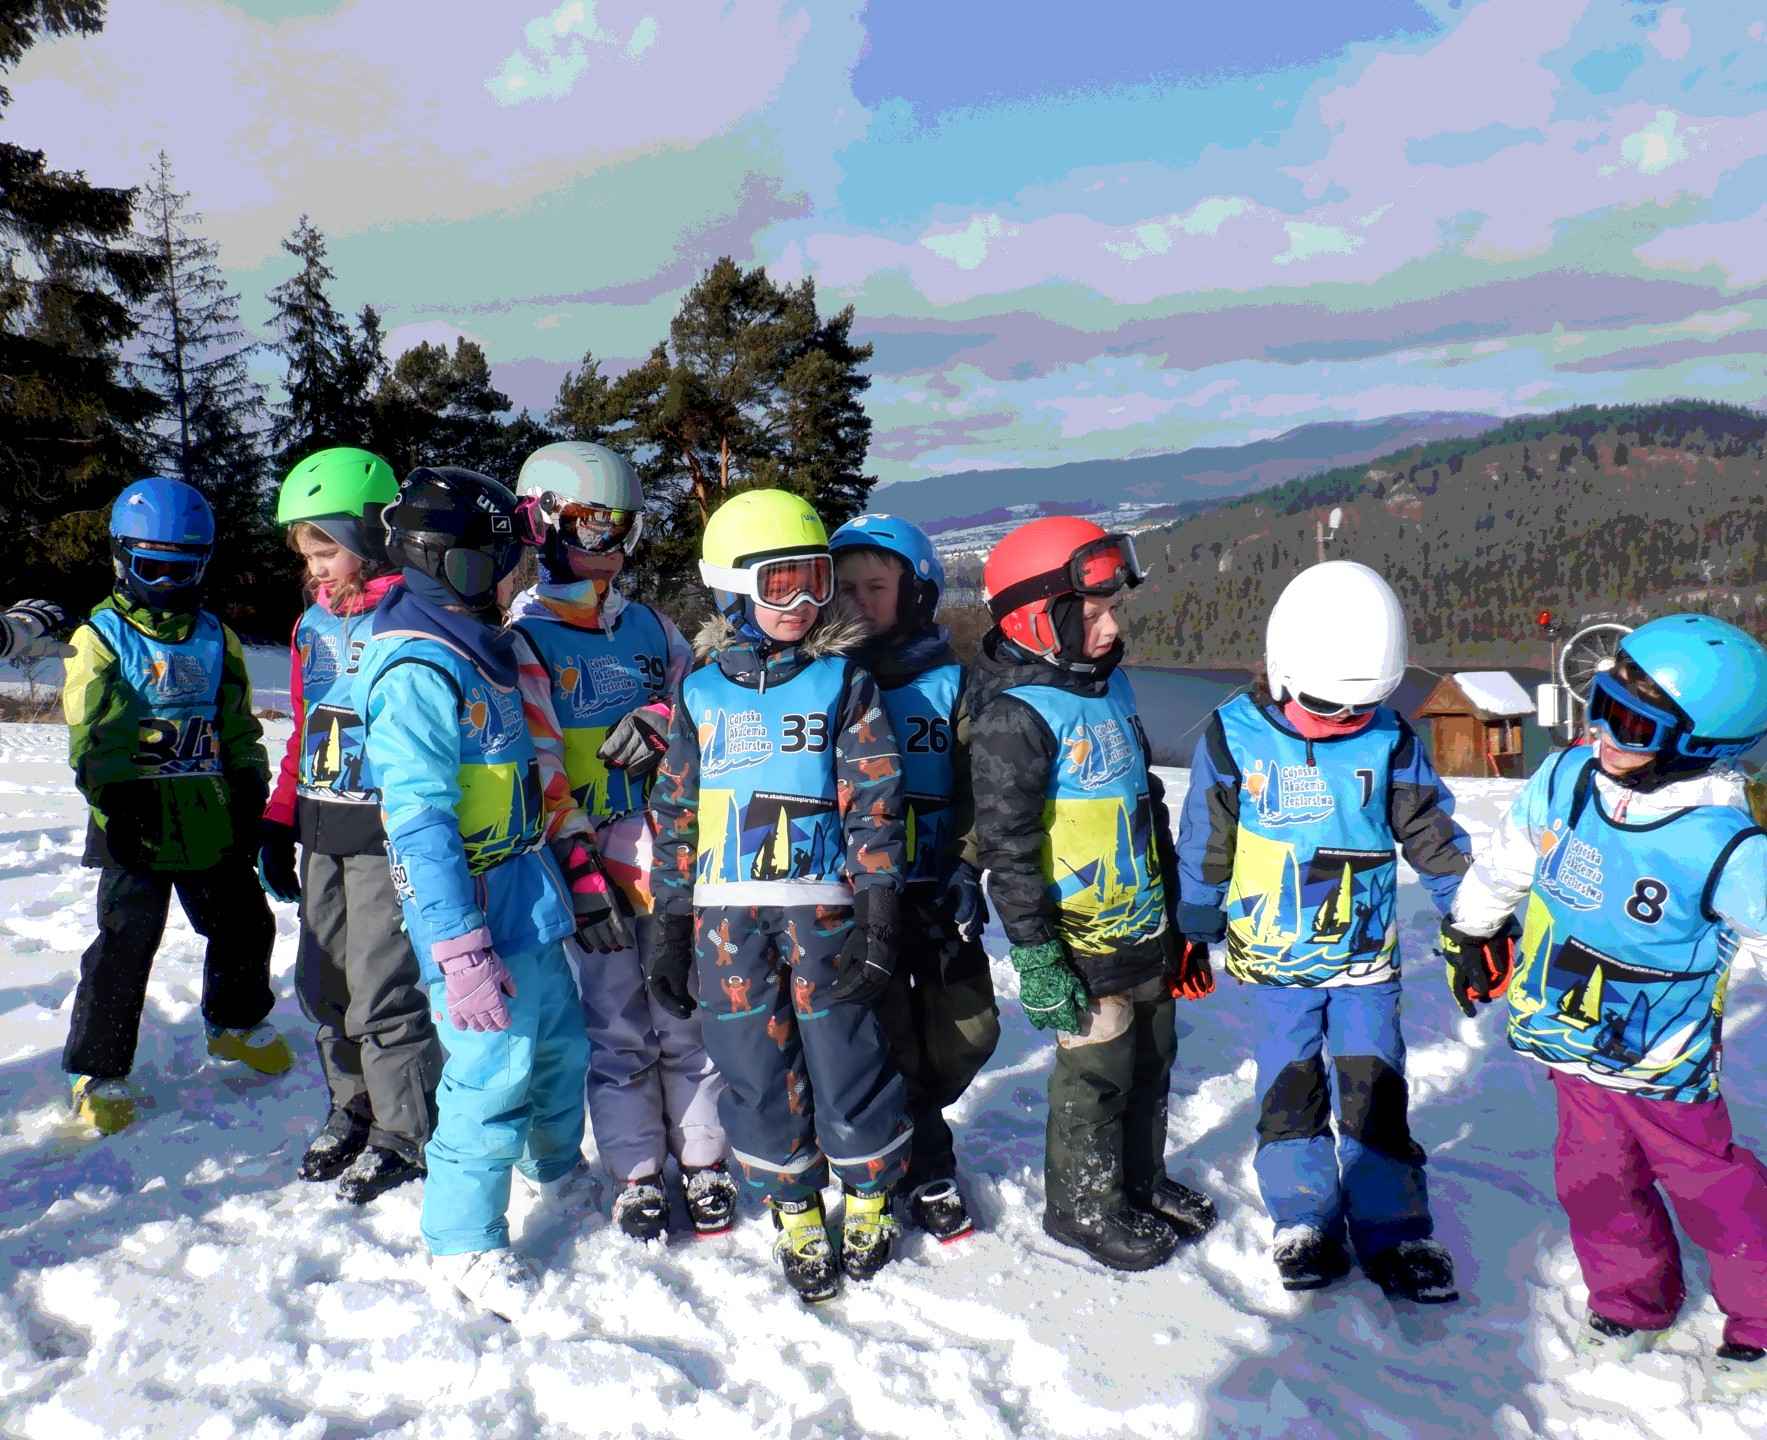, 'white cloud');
1275,222,1361,266
1620,110,1690,176
922,214,1009,270
1179,196,1250,236
1648,7,1692,62
628,16,659,57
